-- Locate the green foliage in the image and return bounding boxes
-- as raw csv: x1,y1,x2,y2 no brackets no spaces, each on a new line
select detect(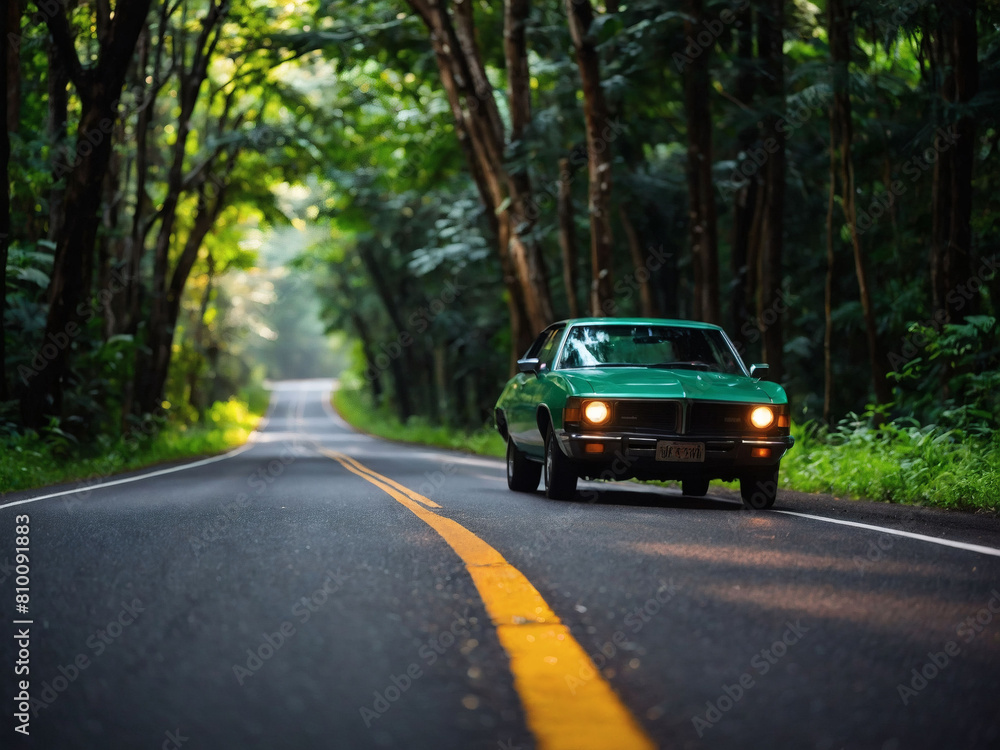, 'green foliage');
783,418,1000,513
333,380,505,458
889,316,1000,436
0,397,263,494
4,0,1000,511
